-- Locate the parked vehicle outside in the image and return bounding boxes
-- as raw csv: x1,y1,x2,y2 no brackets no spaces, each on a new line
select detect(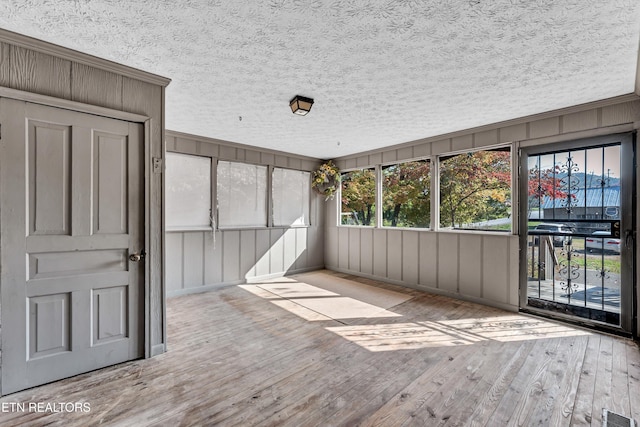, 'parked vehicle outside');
586,231,621,254
533,223,573,246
